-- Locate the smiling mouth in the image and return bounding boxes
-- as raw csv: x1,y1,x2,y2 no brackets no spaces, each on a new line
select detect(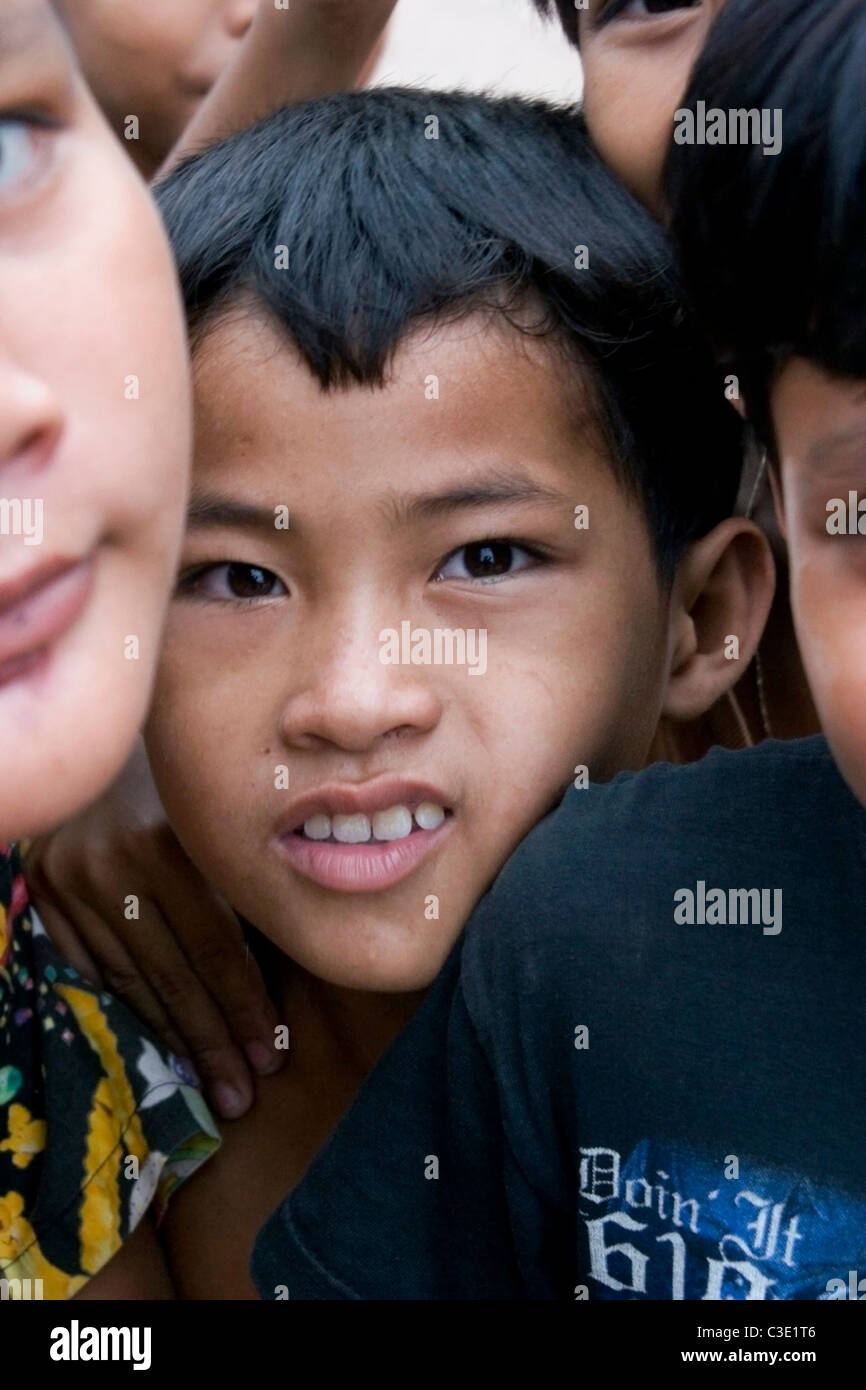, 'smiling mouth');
276,797,454,894
295,801,449,845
